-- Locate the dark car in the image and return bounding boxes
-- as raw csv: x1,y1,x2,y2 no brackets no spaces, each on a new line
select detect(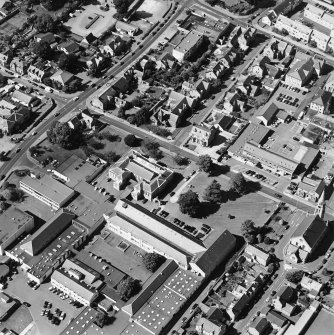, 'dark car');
275,193,282,198
23,302,31,307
